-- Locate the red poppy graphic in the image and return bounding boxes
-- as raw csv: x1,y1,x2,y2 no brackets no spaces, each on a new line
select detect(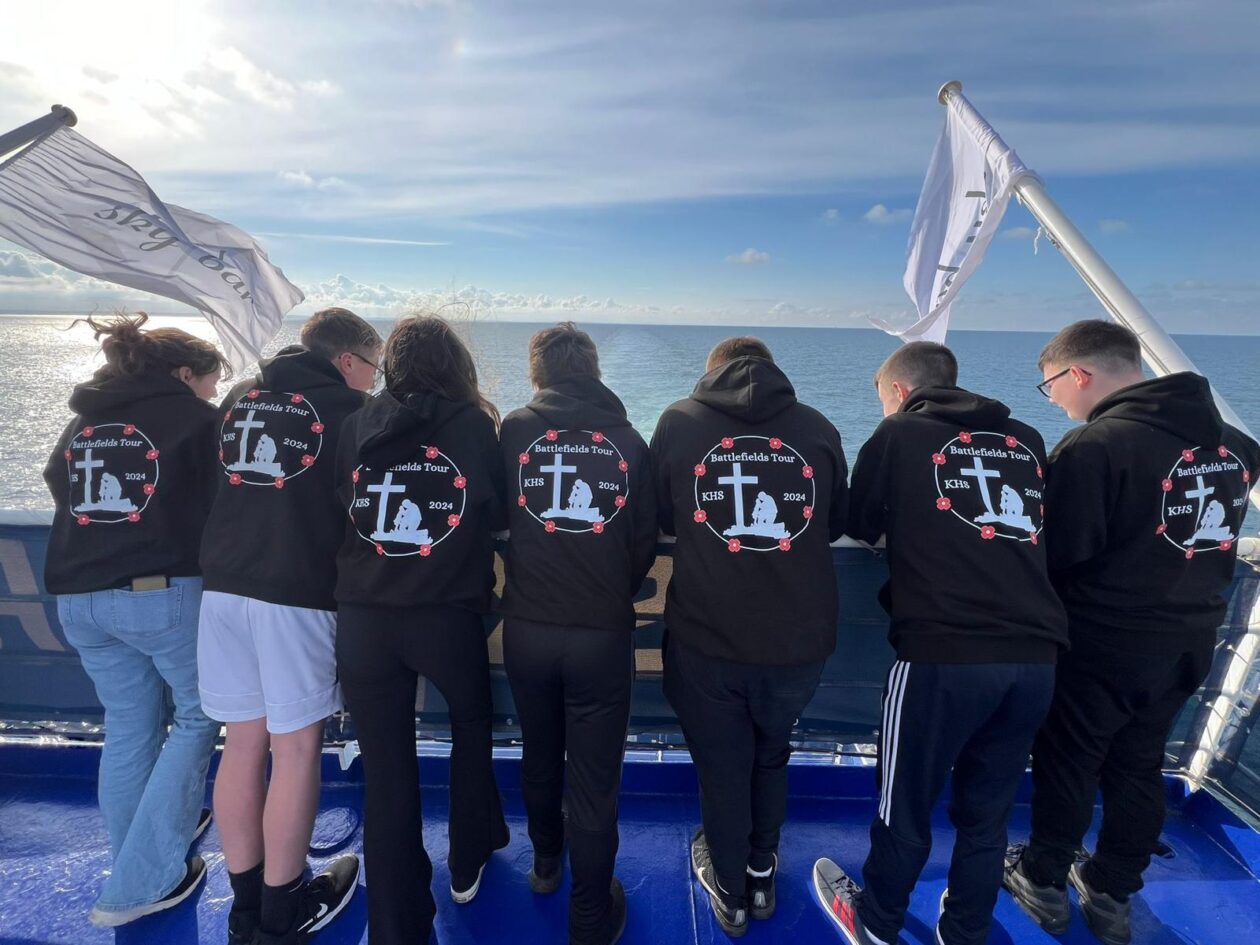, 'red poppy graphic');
352,469,360,483
1222,539,1233,552
721,437,735,449
778,537,792,552
614,495,626,508
375,543,385,556
619,459,629,473
546,429,558,441
76,514,90,526
127,511,141,523
311,422,325,434
592,432,605,443
146,449,160,460
273,477,285,489
218,449,225,462
426,446,440,460
1156,523,1167,535
1029,531,1038,545
1182,449,1195,463
693,509,707,524
1040,504,1045,517
932,453,946,465
123,424,136,435
224,411,232,421
1161,479,1173,492
545,521,557,533
694,463,706,477
936,497,951,511
447,513,461,527
247,389,260,399
959,432,972,444
1185,548,1195,560
980,526,997,540
454,475,467,489
1244,470,1251,484
1005,435,1019,448
301,454,315,467
592,521,605,534
803,505,813,519
519,452,530,465
1036,466,1043,479
802,466,814,479
727,538,741,553
291,393,304,404
63,449,72,460
229,473,243,486
769,437,782,450
82,426,94,437
420,544,432,557
143,483,156,496
1218,445,1229,457
517,494,527,507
